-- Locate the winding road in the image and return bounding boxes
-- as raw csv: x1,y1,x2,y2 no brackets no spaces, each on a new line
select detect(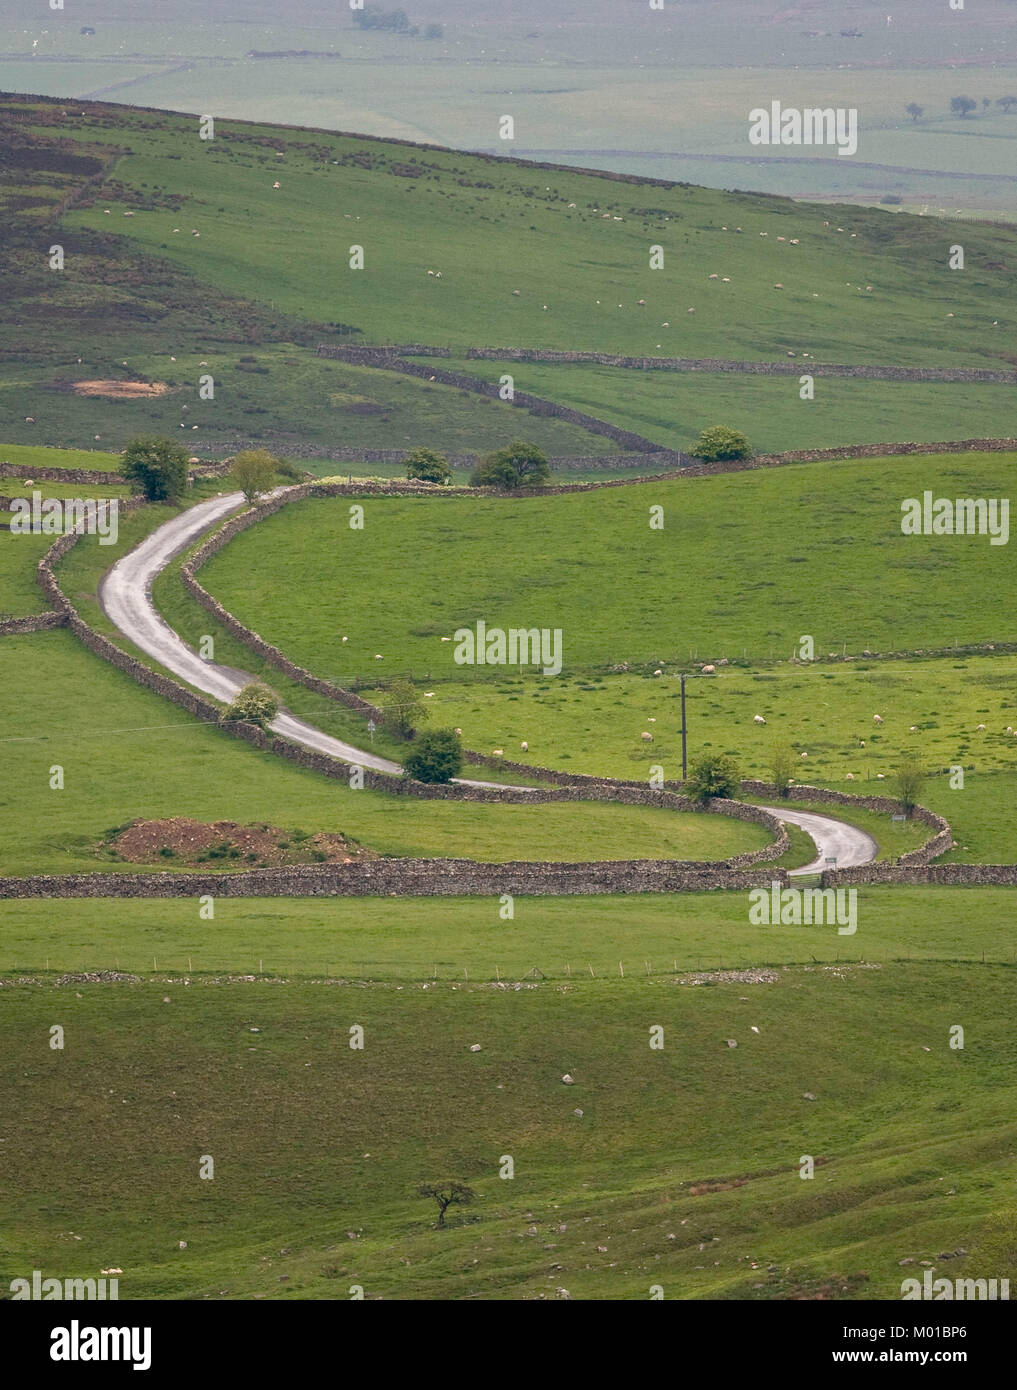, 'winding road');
98,492,879,875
